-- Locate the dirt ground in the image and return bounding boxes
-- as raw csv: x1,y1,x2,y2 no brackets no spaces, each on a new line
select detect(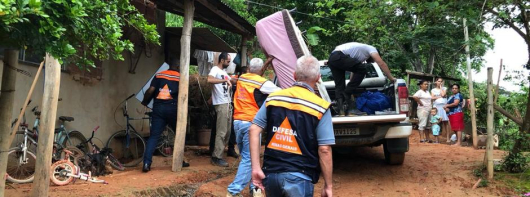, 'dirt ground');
6,131,516,197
